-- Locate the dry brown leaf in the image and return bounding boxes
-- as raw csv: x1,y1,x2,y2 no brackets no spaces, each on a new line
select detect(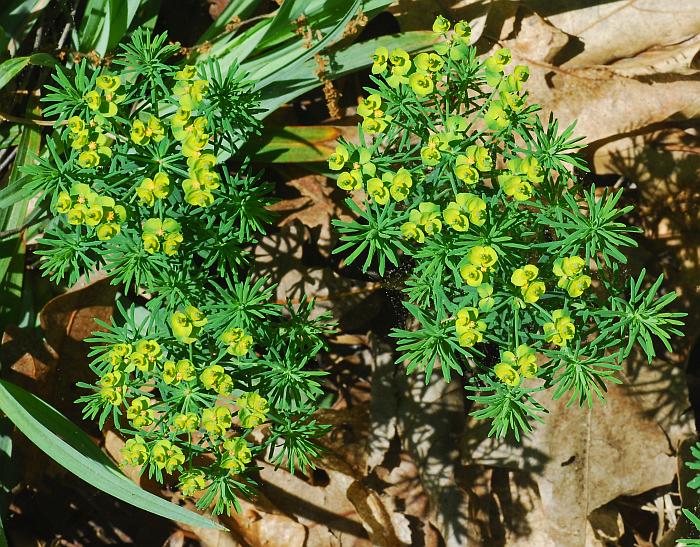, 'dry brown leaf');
268,173,350,251
37,277,117,416
464,381,677,546
217,496,307,547
486,8,700,147
256,461,374,546
659,436,700,546
366,334,399,471
395,368,472,545
0,325,56,391
608,34,700,76
391,0,700,68
535,0,700,68
253,221,383,330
